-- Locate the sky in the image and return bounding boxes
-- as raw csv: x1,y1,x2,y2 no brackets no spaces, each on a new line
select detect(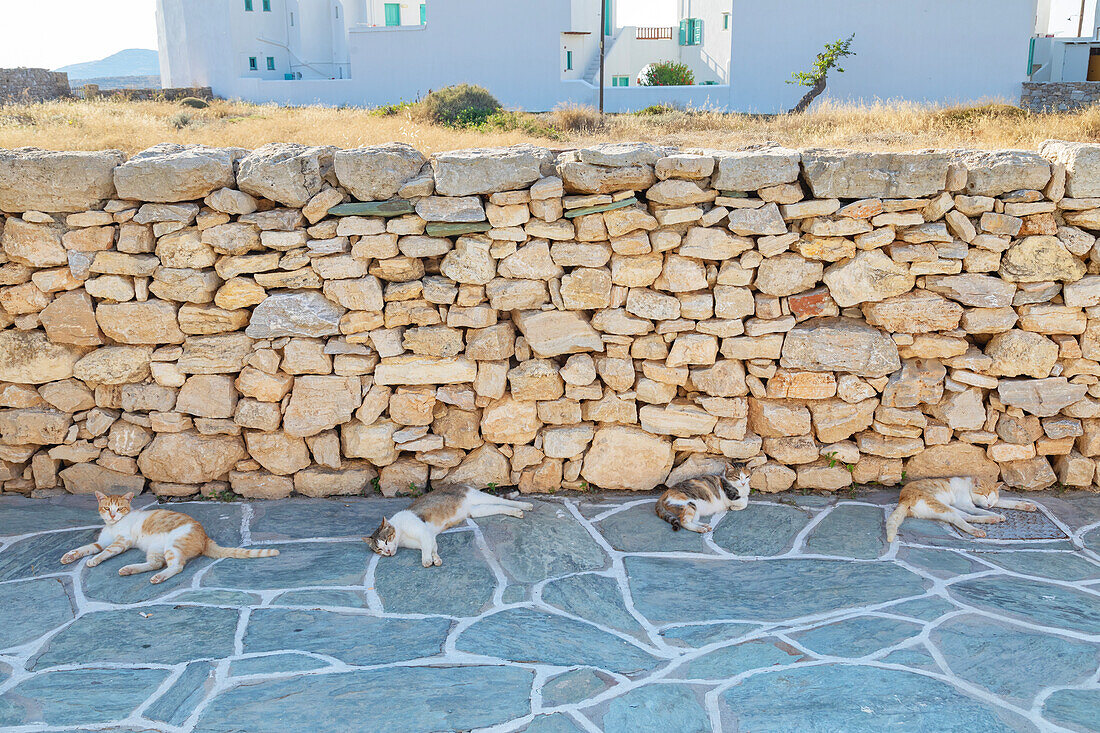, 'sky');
0,0,158,70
